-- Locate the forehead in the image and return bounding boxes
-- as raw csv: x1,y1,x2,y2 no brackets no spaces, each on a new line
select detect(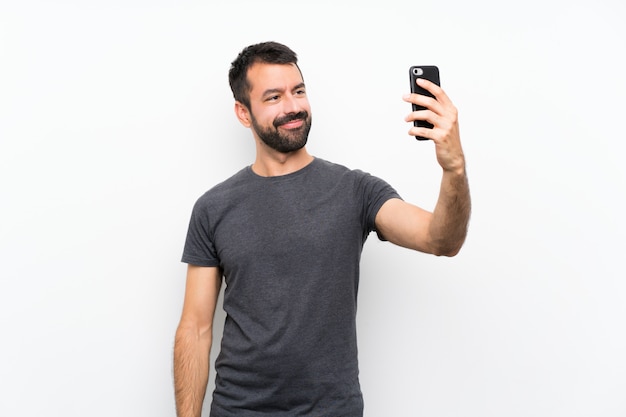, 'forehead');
247,63,304,97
